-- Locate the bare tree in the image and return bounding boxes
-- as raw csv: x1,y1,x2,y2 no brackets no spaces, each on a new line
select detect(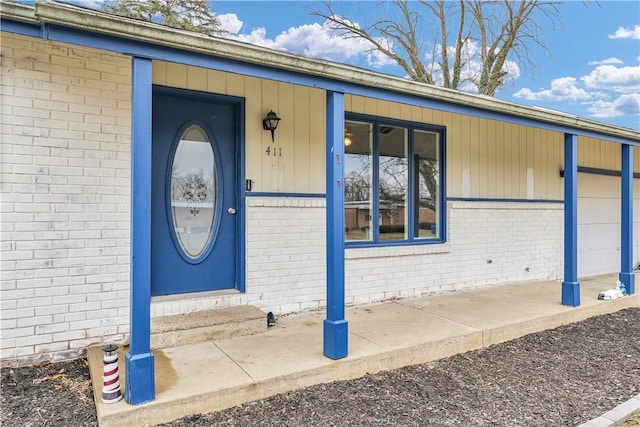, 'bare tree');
103,0,223,36
313,0,561,96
